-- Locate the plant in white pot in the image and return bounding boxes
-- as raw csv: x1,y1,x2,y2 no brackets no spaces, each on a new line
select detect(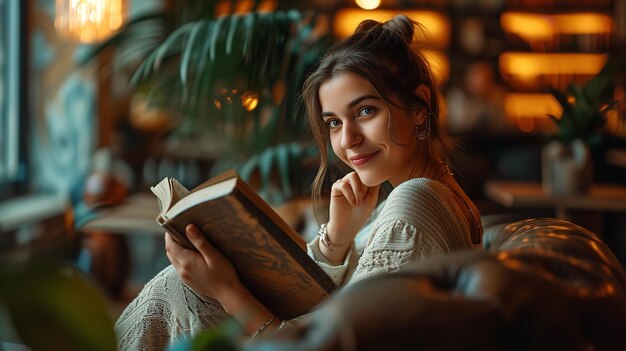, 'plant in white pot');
543,61,618,194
